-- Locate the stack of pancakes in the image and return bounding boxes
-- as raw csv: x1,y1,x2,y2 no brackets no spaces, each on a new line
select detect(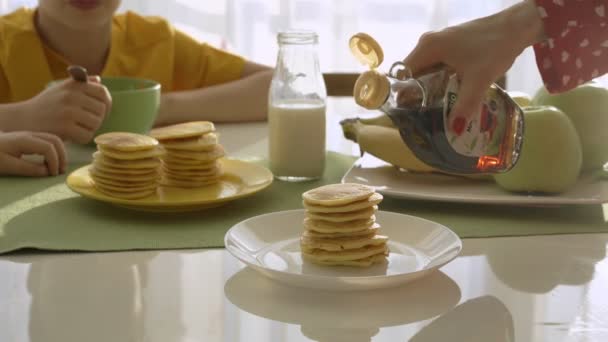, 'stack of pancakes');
150,121,225,188
300,183,389,267
90,132,163,199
